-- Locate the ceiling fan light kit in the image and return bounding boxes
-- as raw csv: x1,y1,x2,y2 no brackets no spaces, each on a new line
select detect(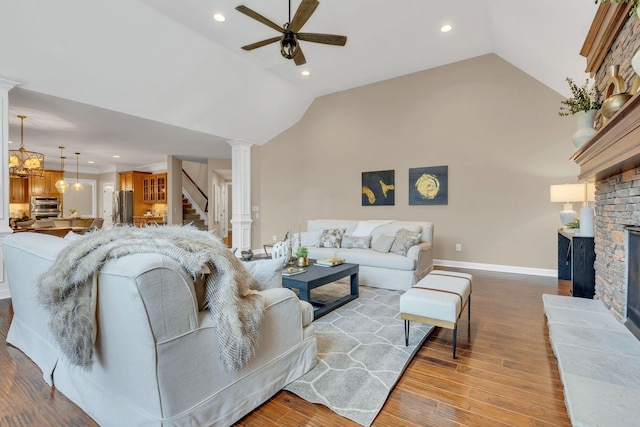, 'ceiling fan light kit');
236,0,347,66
